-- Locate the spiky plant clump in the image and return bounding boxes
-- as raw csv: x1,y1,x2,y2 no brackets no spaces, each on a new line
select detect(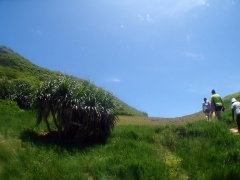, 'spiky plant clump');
10,80,36,109
34,75,118,143
0,78,35,109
